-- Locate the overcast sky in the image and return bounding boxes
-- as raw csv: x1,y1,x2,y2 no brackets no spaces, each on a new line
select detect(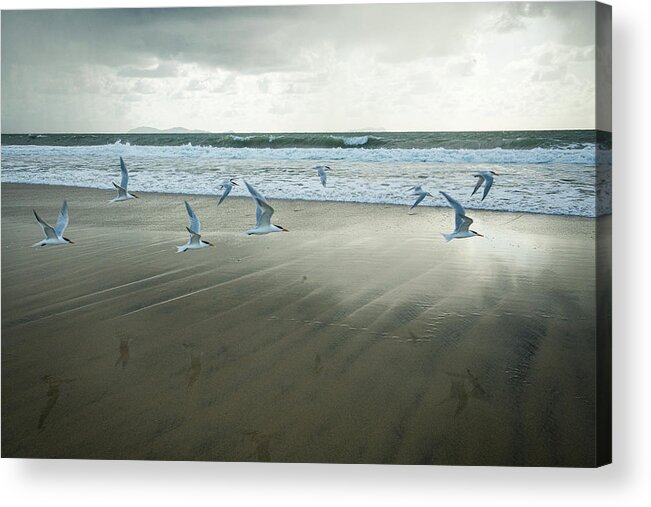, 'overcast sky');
1,2,600,133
